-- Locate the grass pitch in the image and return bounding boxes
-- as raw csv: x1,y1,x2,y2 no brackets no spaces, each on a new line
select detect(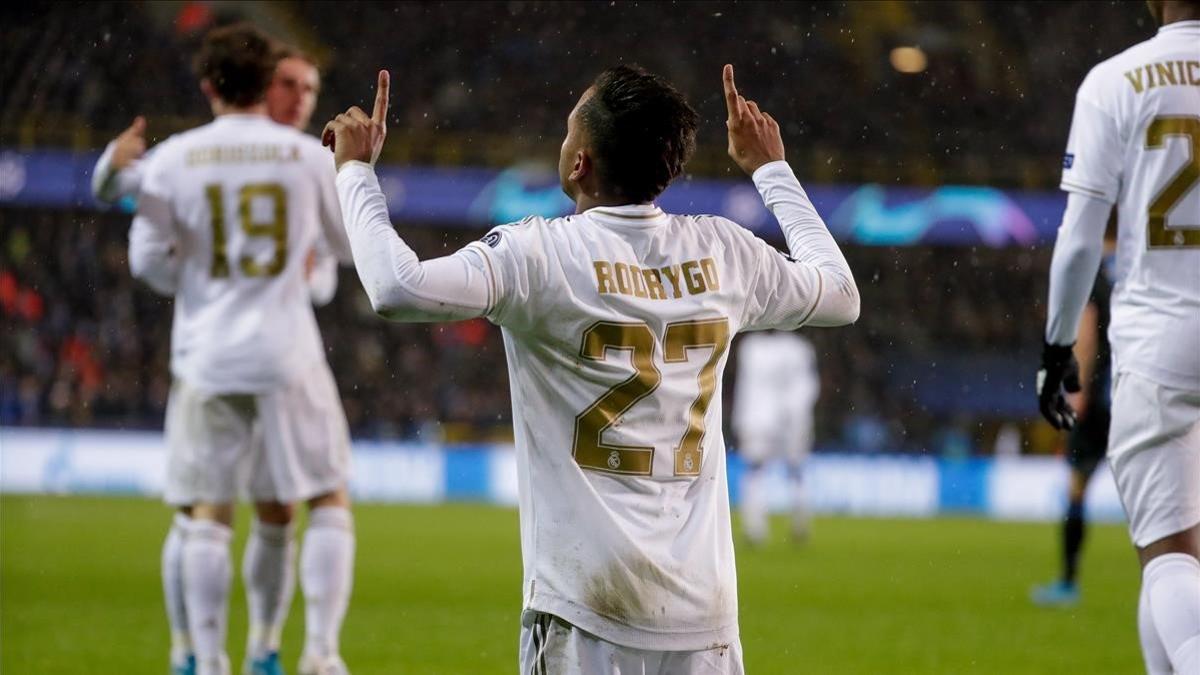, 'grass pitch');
1,495,1140,673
